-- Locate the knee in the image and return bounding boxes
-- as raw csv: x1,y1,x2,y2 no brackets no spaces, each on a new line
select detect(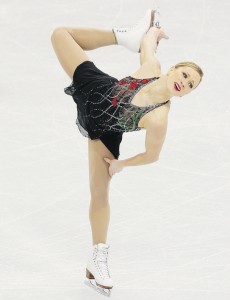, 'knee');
90,190,109,204
51,27,67,43
90,185,109,206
